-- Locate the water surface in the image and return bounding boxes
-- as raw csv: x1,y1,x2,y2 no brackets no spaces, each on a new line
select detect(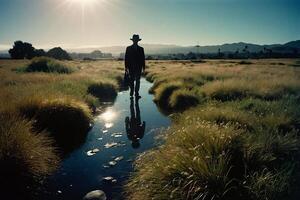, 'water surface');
38,78,170,200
